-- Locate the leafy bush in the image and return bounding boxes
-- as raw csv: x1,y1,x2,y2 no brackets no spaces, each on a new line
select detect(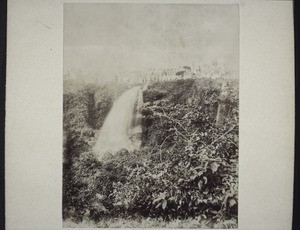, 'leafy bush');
63,78,239,228
63,81,130,220
108,78,238,226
